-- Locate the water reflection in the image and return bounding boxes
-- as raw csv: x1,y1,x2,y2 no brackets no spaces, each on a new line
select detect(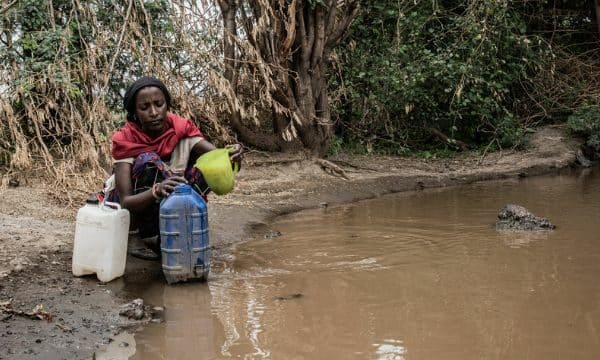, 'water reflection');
129,283,221,360
131,168,600,359
497,230,550,248
373,339,406,360
209,280,270,358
